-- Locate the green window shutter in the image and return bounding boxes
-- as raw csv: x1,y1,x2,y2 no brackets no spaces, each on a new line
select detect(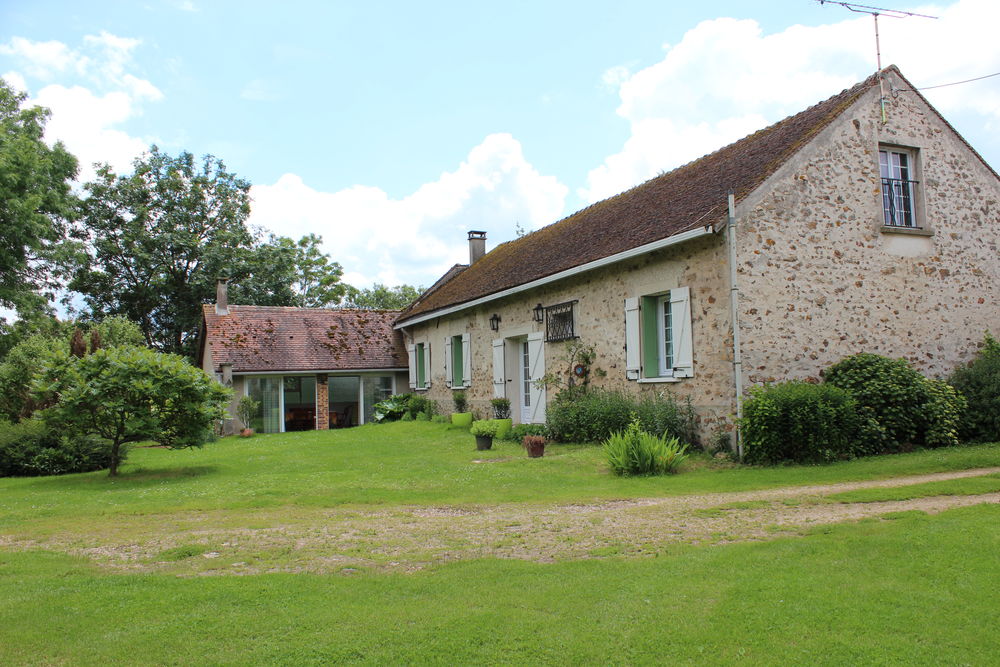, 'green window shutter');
641,295,659,378
416,343,426,388
452,335,463,387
